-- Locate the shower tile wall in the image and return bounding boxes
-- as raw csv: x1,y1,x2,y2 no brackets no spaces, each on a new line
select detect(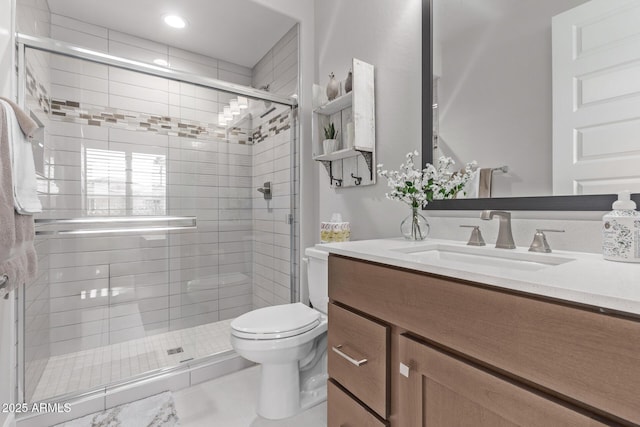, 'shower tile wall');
252,25,298,98
16,0,52,403
251,109,292,309
251,26,298,308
